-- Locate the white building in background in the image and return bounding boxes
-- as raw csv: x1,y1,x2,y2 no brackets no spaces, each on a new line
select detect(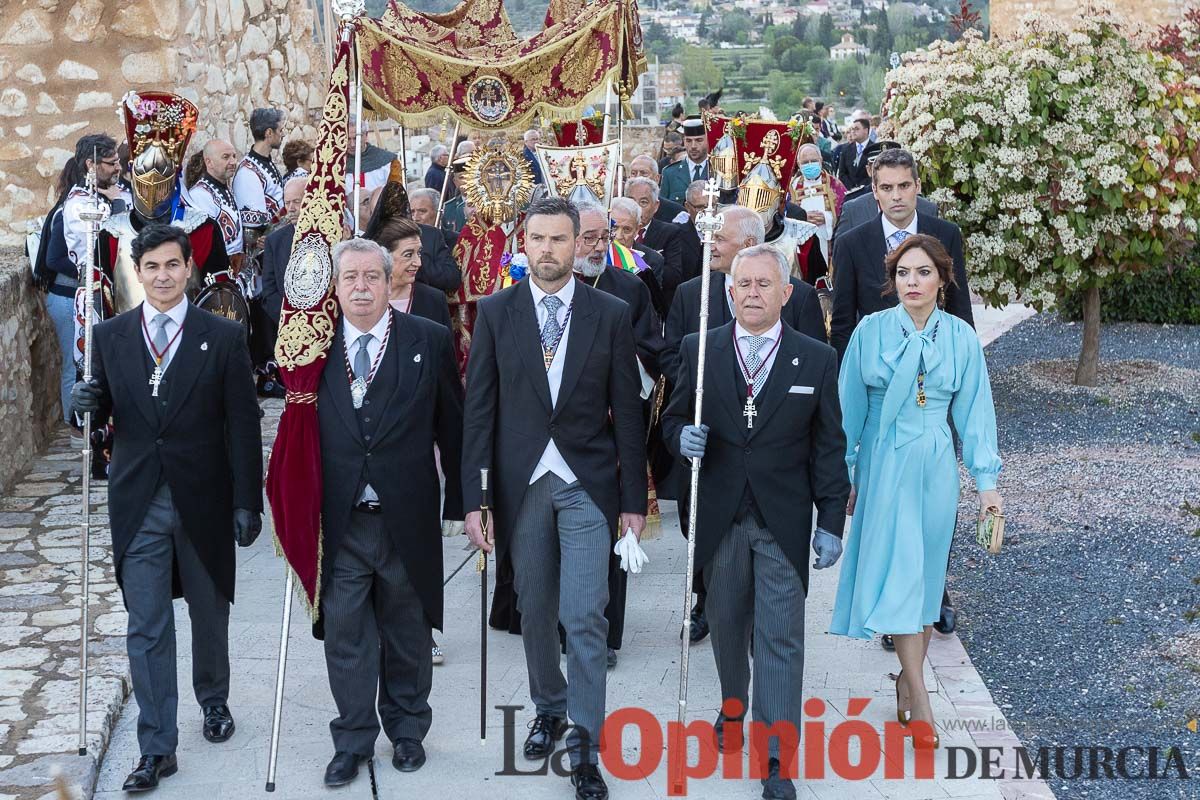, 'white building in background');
629,60,686,124
830,33,868,61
